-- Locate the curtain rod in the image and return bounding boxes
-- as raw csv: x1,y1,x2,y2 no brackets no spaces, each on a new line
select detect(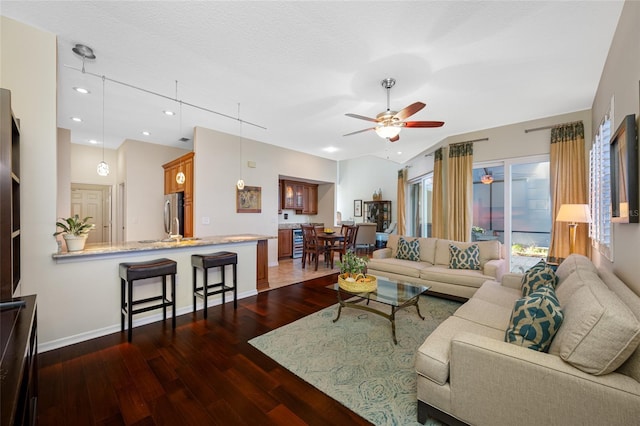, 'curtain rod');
424,137,489,156
524,120,582,134
63,64,268,130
